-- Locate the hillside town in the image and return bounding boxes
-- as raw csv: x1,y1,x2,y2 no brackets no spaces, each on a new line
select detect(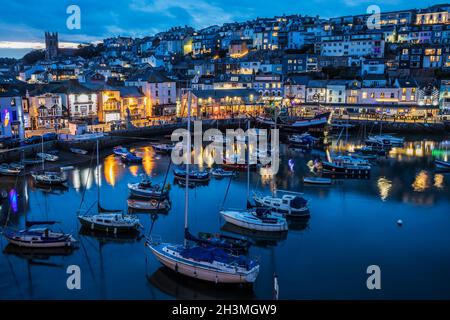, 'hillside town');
2,4,450,141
